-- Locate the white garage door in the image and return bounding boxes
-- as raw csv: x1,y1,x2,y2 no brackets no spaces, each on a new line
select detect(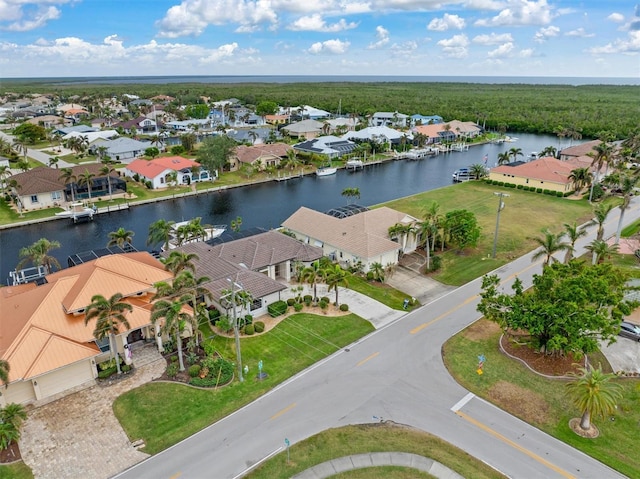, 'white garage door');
36,360,95,400
4,380,35,405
